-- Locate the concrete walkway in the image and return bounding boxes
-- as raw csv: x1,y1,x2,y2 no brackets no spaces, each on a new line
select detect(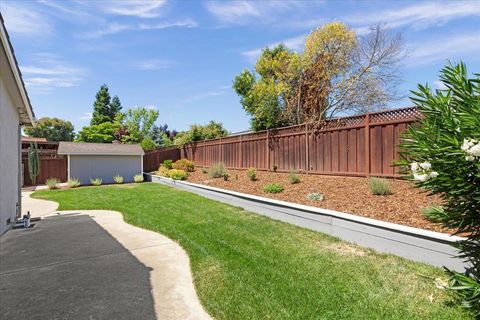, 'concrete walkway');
1,193,211,320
